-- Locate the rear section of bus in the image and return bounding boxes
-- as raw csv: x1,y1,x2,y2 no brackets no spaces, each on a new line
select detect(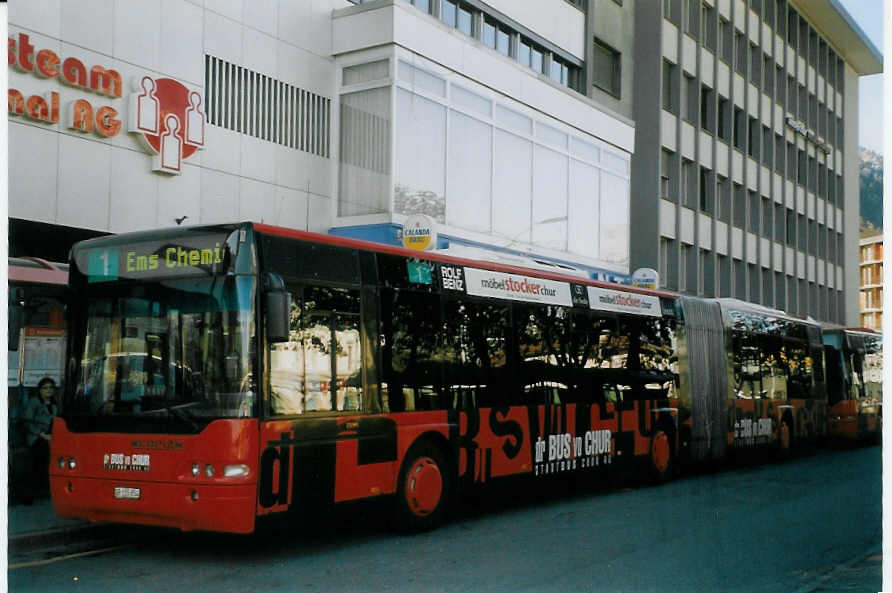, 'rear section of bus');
51,223,263,533
822,329,882,442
